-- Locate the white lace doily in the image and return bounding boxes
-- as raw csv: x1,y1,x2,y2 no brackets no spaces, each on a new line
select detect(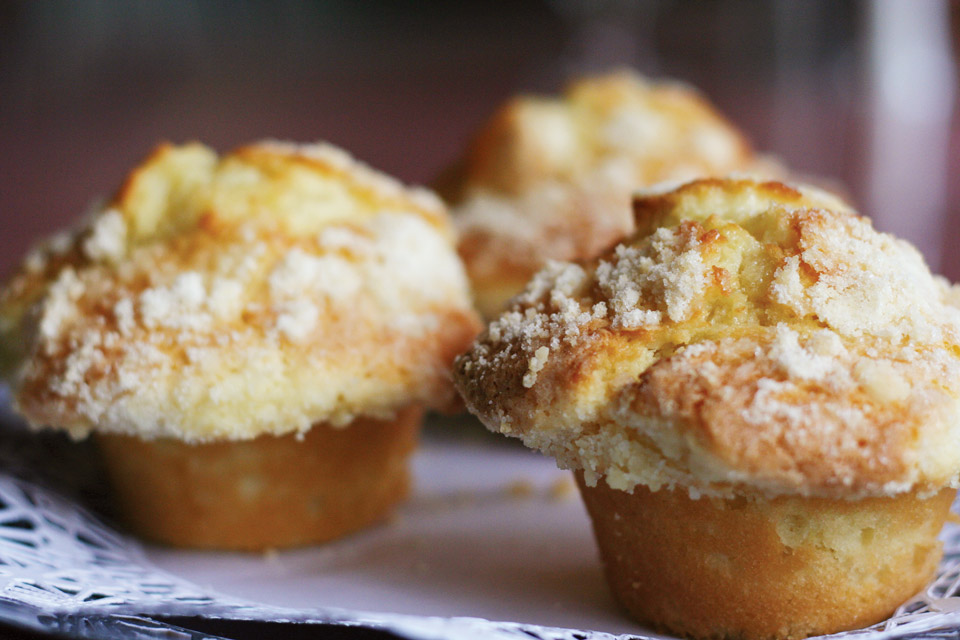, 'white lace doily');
2,387,960,640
